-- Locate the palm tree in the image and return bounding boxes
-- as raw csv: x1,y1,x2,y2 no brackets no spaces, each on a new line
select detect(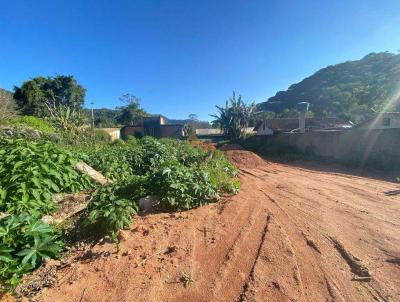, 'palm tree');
211,92,255,140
